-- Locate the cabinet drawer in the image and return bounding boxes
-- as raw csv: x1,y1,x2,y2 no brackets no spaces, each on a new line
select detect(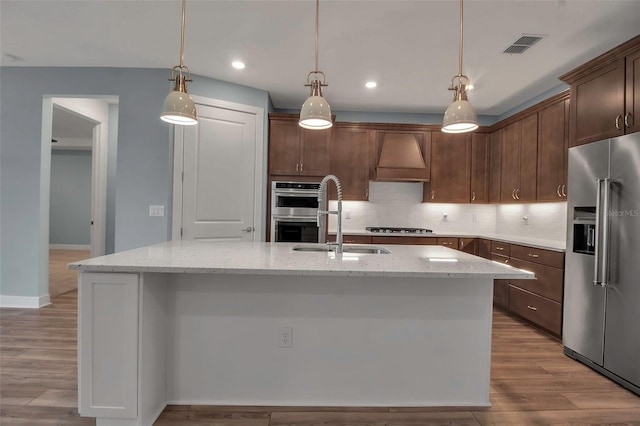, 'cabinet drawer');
491,241,511,256
370,236,436,245
510,244,565,268
508,258,564,302
494,280,509,309
490,253,510,265
437,237,459,248
508,286,562,336
342,235,372,244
